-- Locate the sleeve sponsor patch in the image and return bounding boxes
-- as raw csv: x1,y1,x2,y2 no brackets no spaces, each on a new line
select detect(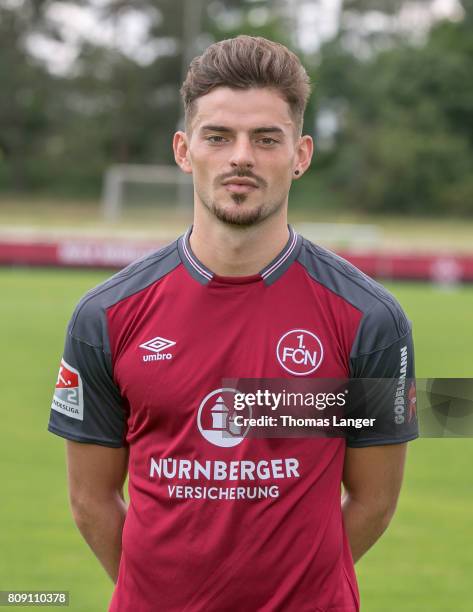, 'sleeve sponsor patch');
51,359,84,421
